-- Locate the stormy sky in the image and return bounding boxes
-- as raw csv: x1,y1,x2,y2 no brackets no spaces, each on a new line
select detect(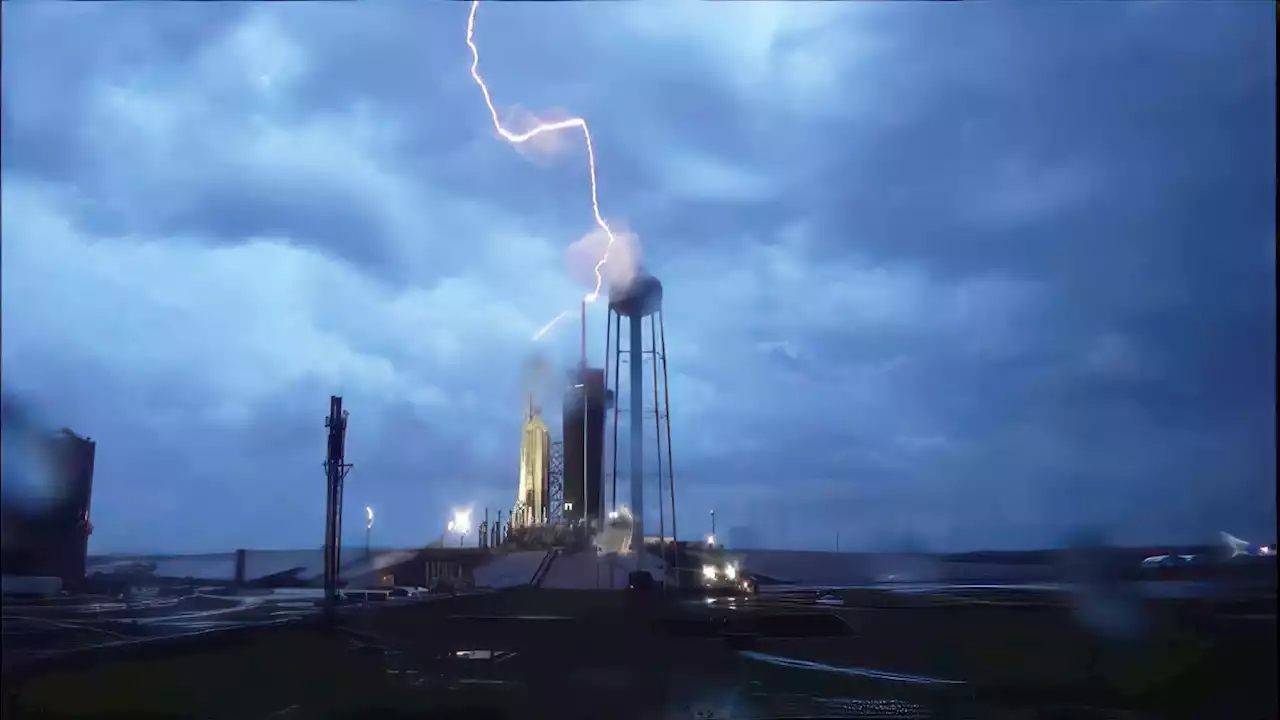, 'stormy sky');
2,2,1274,554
